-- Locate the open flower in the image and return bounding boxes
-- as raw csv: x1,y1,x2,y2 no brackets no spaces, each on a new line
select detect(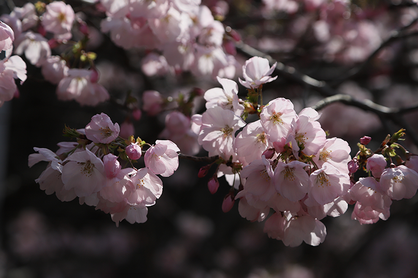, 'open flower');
144,140,180,177
85,113,120,144
239,56,277,89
